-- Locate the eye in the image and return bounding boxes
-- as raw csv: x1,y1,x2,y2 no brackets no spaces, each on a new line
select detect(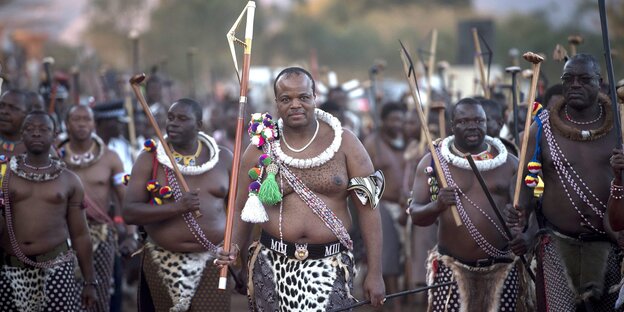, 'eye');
280,97,290,104
300,95,310,101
